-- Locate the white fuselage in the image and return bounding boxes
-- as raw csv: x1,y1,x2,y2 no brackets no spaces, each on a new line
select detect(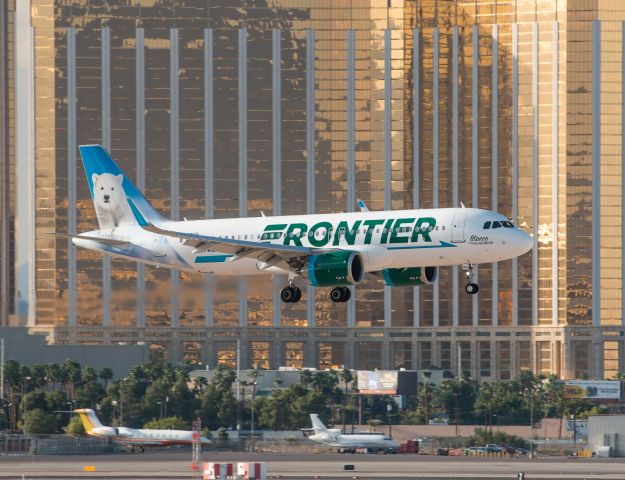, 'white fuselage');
309,431,400,451
89,425,210,447
73,207,532,278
